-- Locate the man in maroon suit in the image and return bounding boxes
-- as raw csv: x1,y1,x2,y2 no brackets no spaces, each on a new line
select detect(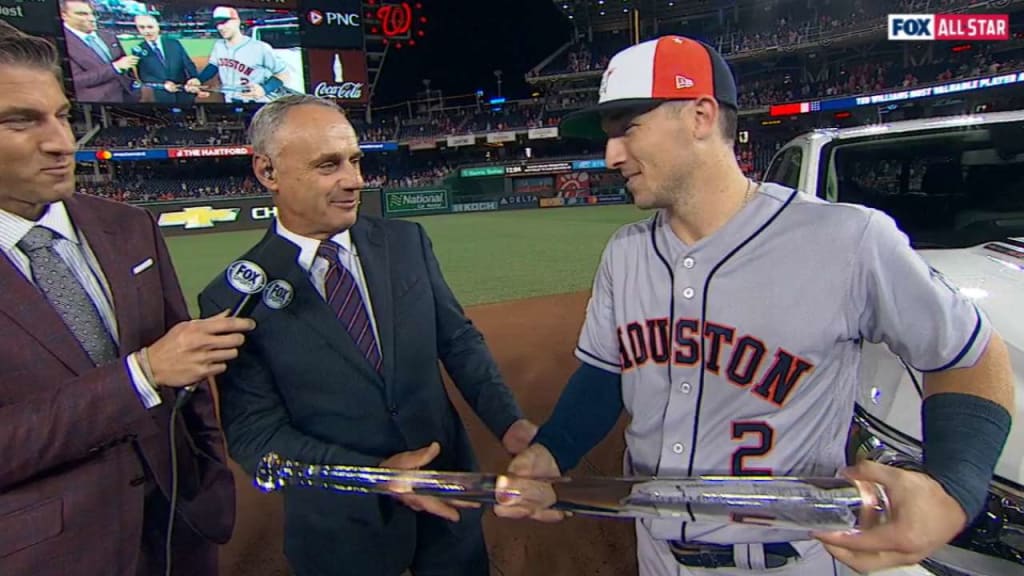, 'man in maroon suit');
0,21,248,576
60,0,138,103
